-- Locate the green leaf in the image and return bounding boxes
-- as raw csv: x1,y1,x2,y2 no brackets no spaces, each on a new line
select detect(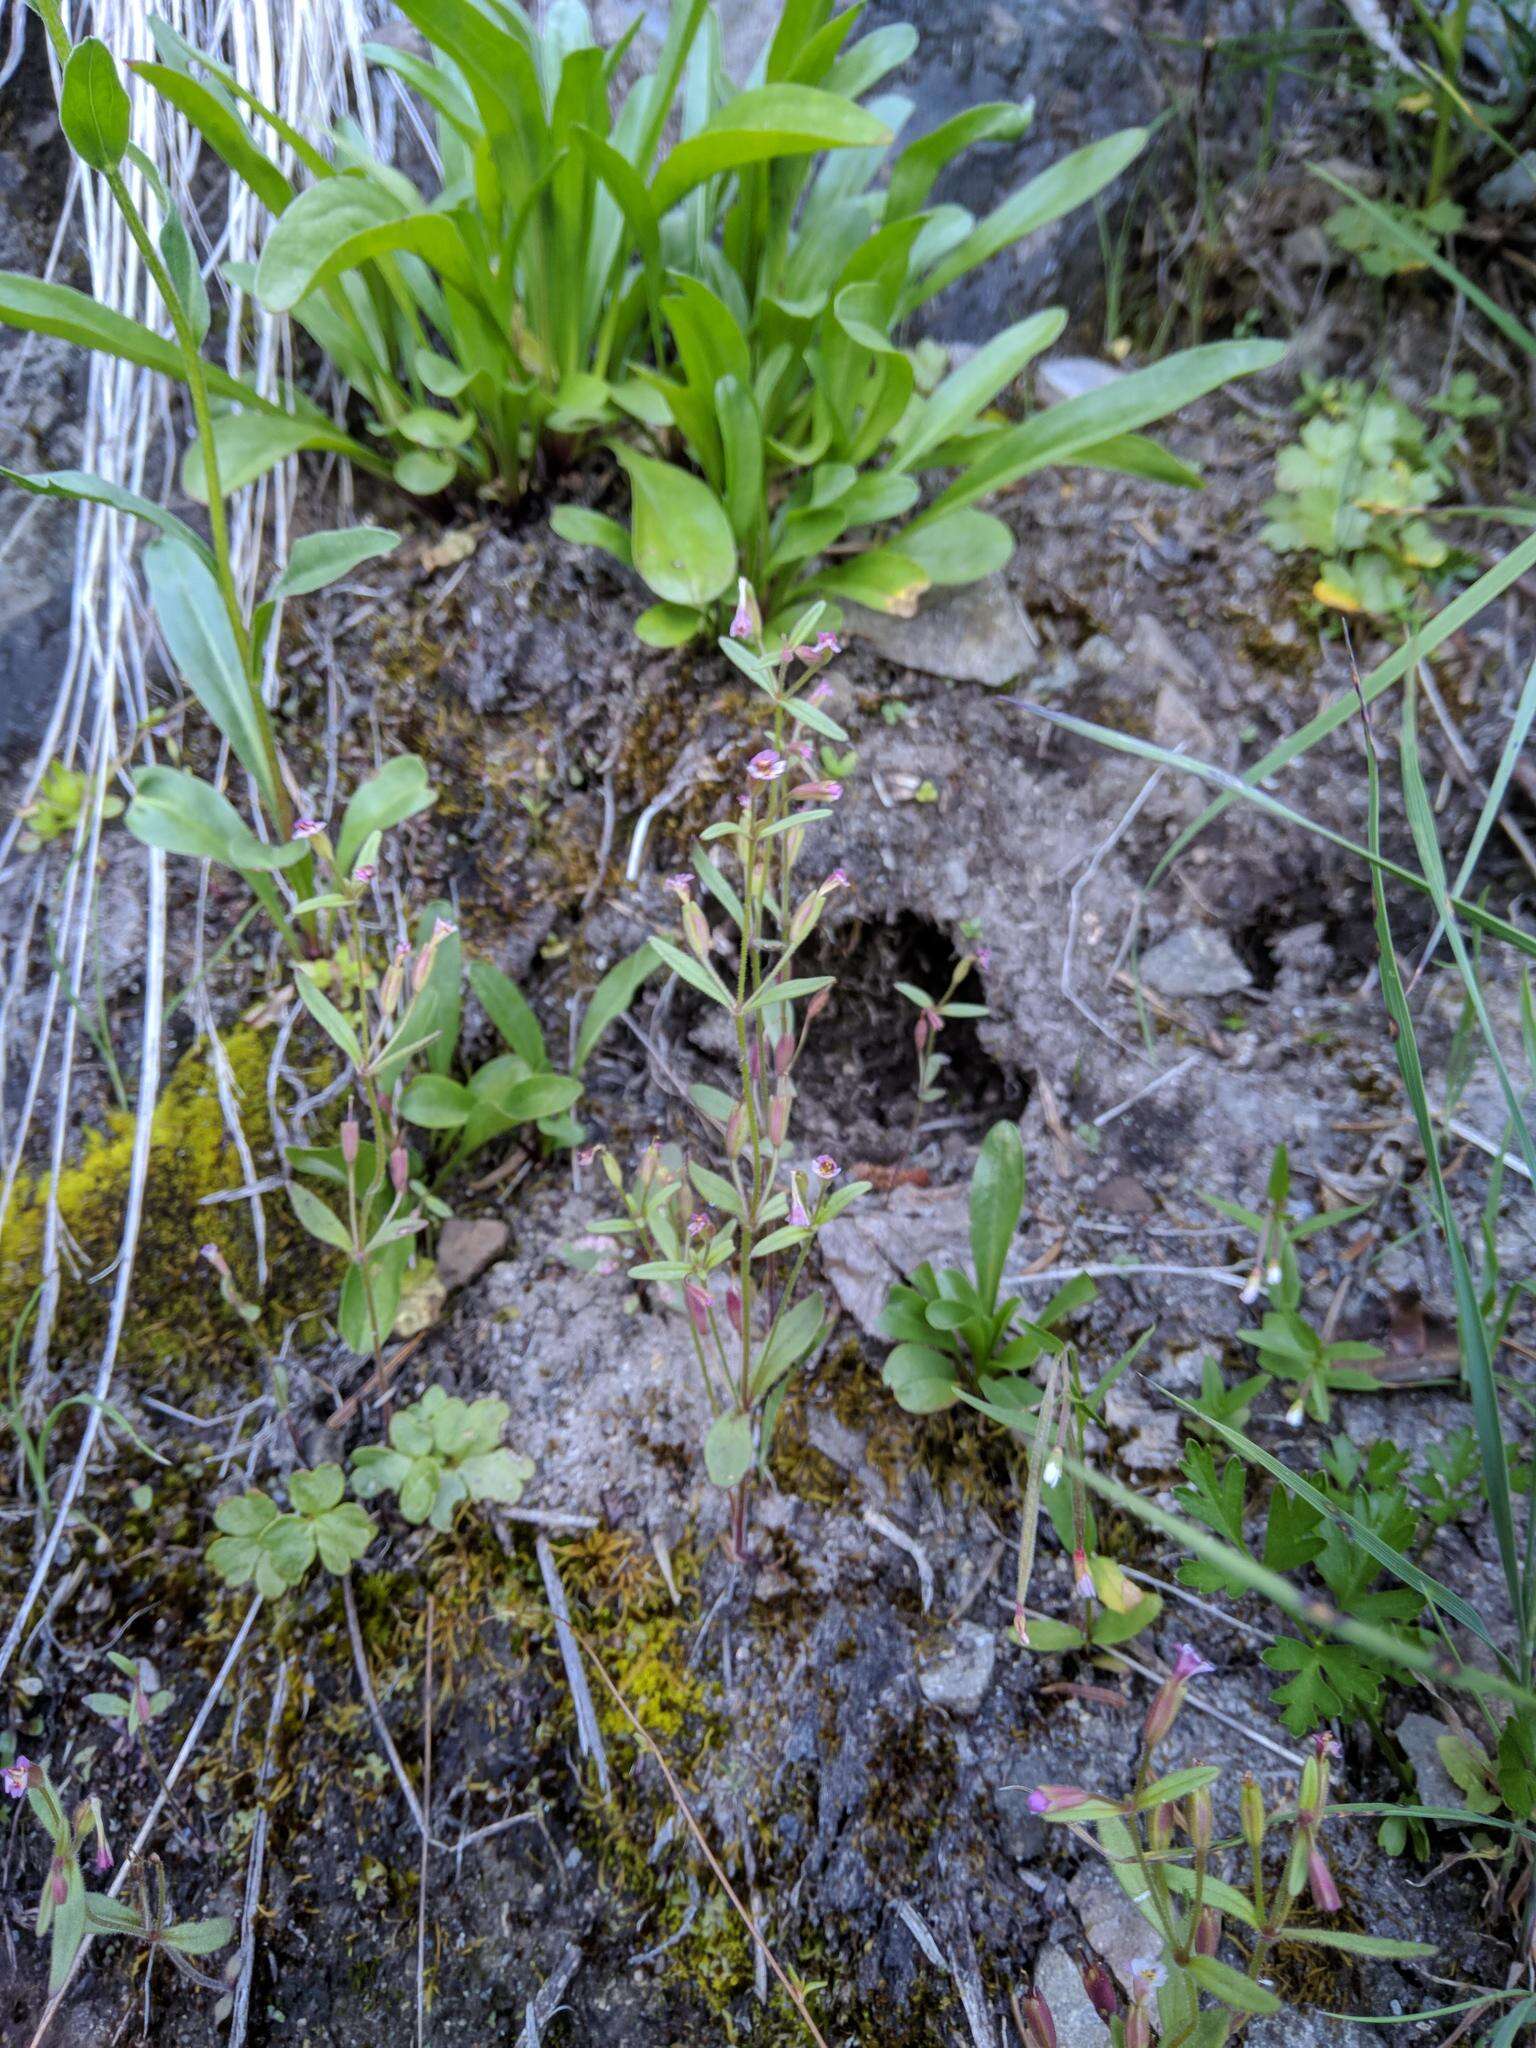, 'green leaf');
412,899,462,1079
468,960,545,1066
1185,1955,1279,2015
813,547,929,615
650,934,734,1008
1017,1616,1083,1652
750,1291,825,1399
636,601,707,646
1134,1764,1220,1808
1279,1927,1434,1960
335,755,435,878
970,1119,1024,1313
292,967,364,1066
394,449,457,495
550,504,633,568
892,311,1063,472
287,1181,353,1253
704,1410,754,1489
61,38,131,172
124,765,305,873
254,177,478,310
898,507,1014,587
651,85,892,212
882,1342,961,1413
182,410,330,503
574,942,661,1071
0,466,211,565
273,526,399,602
142,537,276,815
399,1073,473,1130
288,1464,345,1516
613,446,736,609
164,1916,235,1956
